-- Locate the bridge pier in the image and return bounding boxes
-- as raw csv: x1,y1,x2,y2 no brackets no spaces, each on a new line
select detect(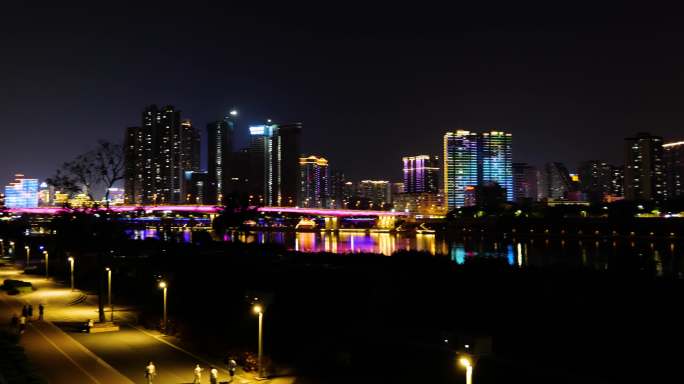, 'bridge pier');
324,217,339,231
377,215,397,230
